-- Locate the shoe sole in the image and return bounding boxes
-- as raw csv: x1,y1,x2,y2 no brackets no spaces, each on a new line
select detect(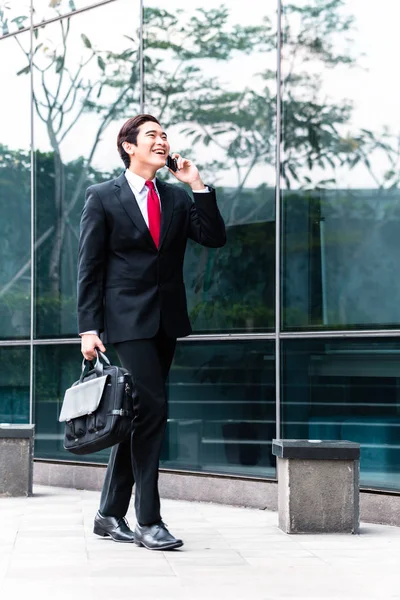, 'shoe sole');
135,539,183,551
93,523,135,543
